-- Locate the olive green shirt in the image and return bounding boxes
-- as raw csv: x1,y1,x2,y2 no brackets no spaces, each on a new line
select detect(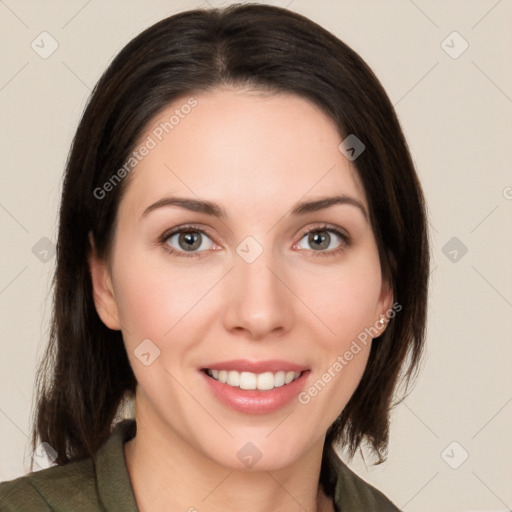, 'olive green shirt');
0,420,400,511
